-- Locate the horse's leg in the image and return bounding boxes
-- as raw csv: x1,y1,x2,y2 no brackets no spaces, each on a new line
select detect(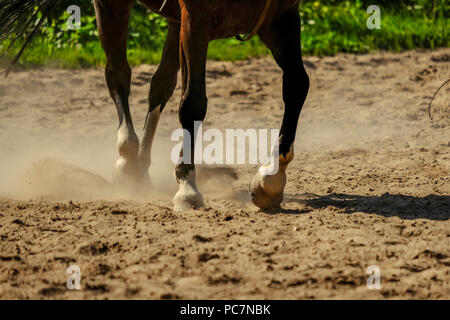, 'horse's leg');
94,0,147,189
139,21,180,179
250,8,310,209
173,2,209,211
